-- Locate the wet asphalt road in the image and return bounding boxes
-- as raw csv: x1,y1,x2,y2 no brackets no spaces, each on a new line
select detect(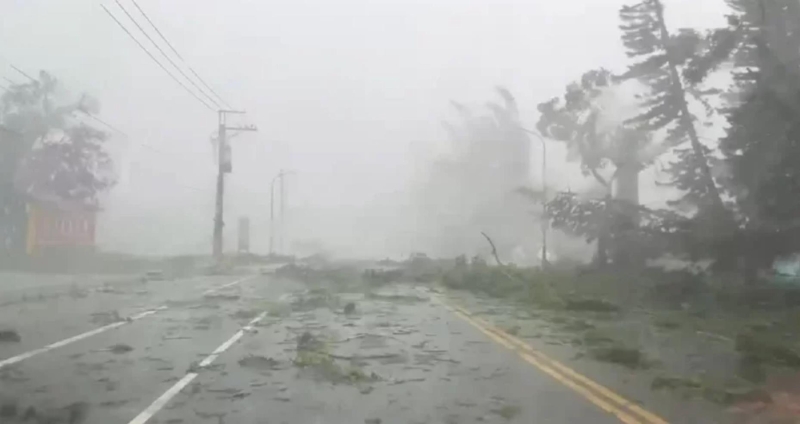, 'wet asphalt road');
0,271,639,424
